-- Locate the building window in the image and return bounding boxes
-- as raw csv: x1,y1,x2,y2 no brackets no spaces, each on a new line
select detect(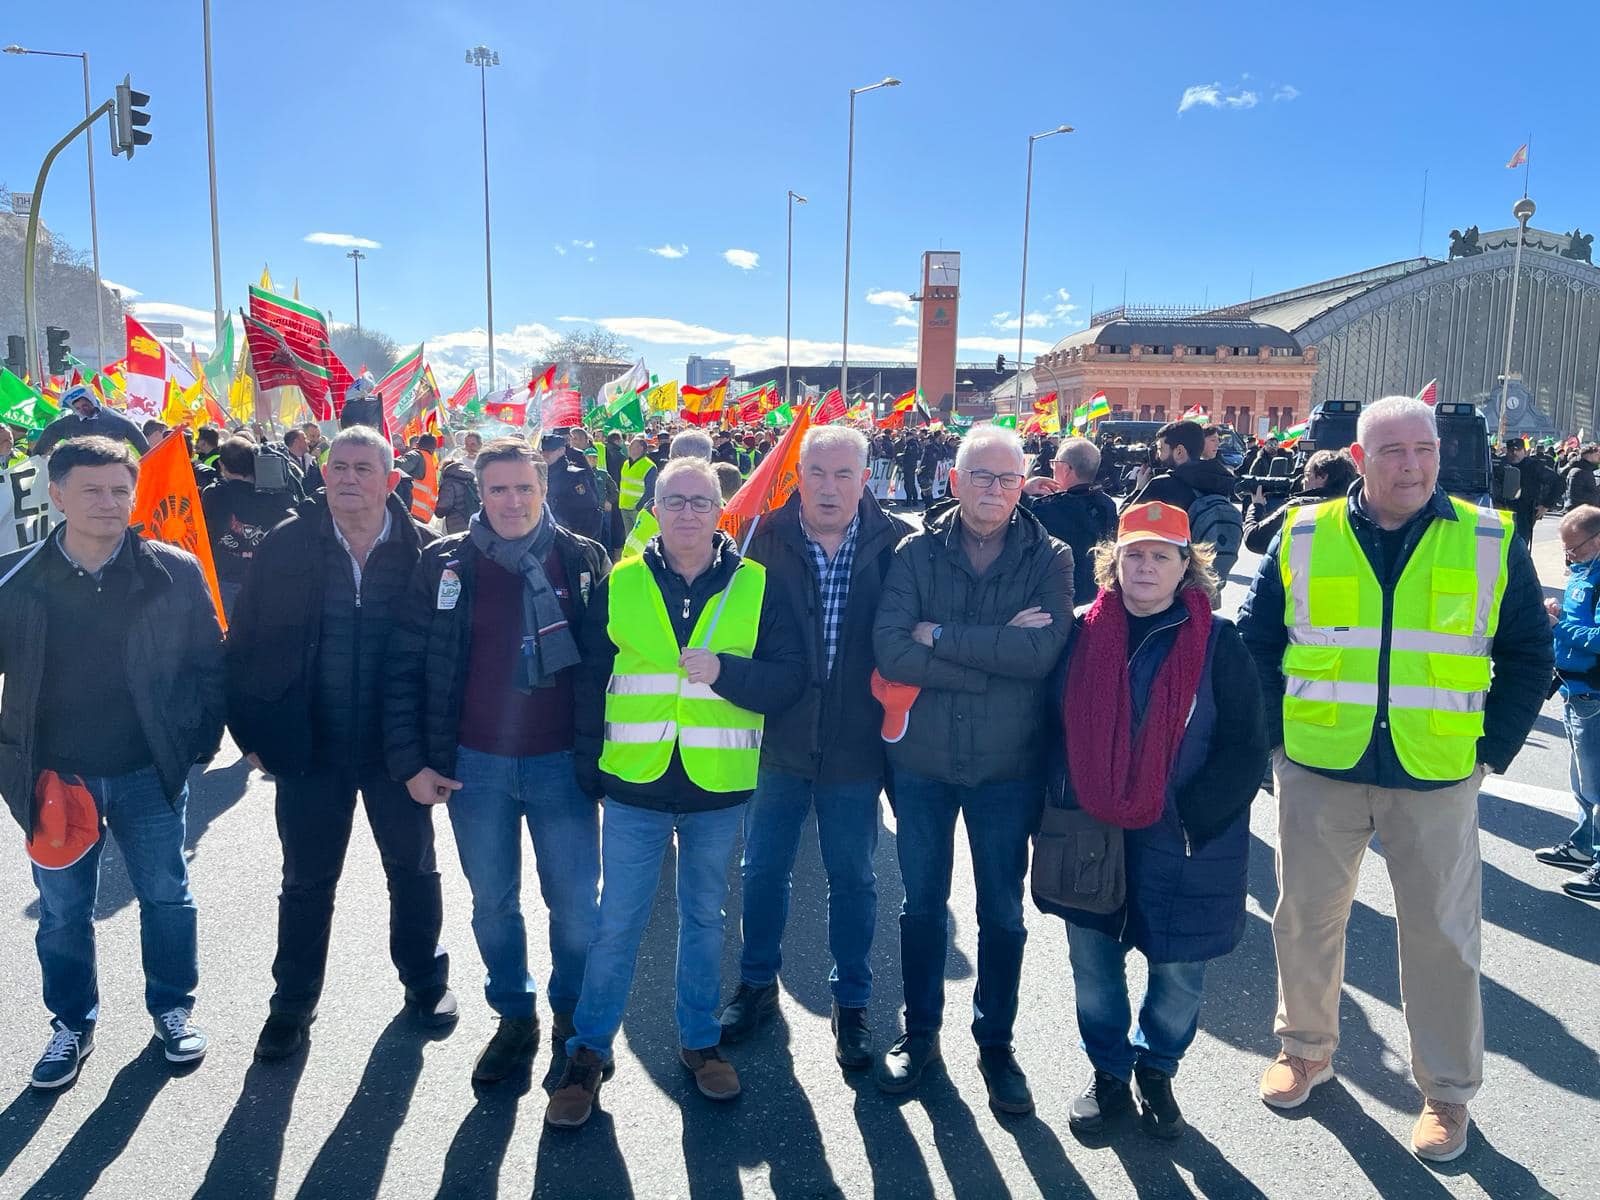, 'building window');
1224,406,1237,426
1239,408,1252,432
1138,405,1151,421
1153,406,1166,421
